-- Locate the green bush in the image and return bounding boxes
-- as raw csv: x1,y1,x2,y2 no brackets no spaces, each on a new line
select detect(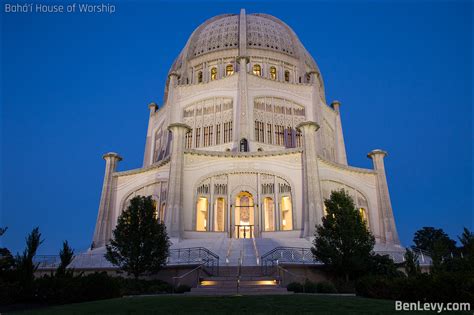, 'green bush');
286,282,303,293
1,272,175,306
119,278,172,295
175,284,191,293
356,272,474,304
316,281,337,293
304,280,317,293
